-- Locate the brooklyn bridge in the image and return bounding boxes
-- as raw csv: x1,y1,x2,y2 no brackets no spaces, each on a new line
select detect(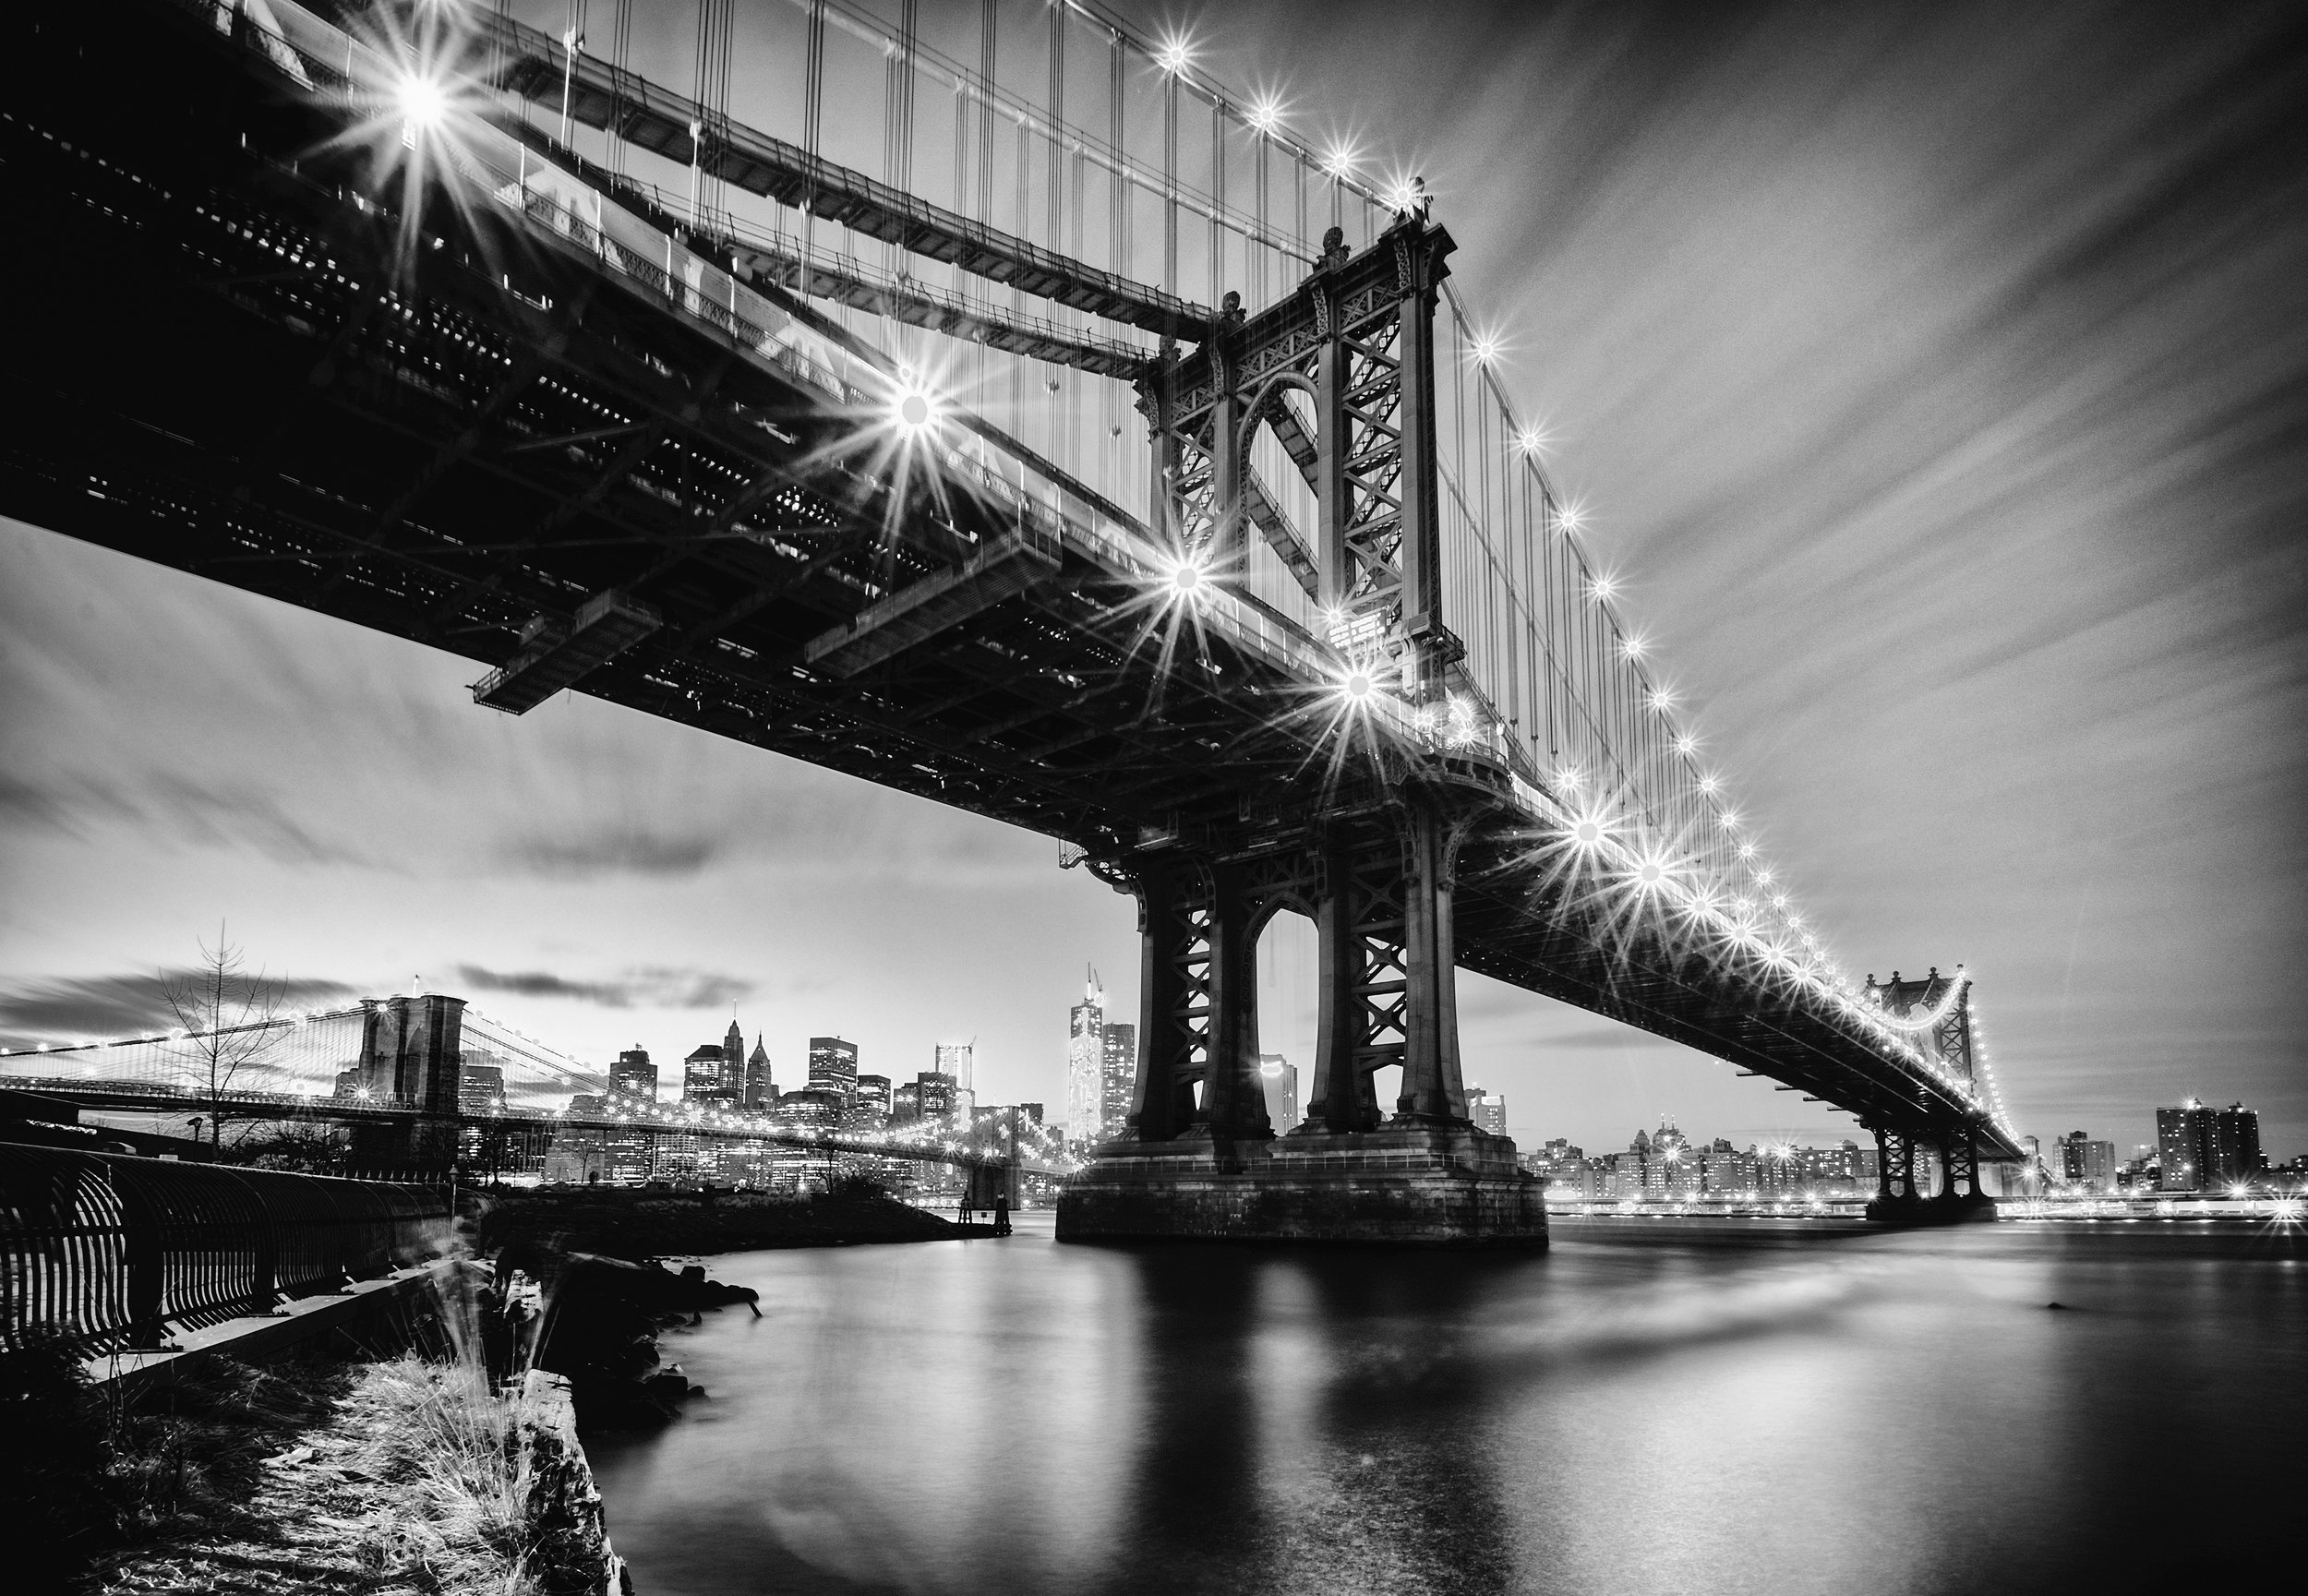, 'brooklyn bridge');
1,0,2022,1241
